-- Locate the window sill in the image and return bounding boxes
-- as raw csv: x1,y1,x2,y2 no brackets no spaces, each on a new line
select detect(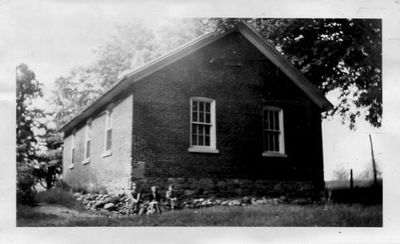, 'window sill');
262,152,287,157
188,147,219,154
68,164,75,169
102,150,112,158
82,159,90,165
